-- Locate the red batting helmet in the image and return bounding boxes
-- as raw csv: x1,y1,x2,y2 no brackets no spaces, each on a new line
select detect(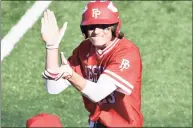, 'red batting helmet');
80,0,121,37
26,113,63,127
